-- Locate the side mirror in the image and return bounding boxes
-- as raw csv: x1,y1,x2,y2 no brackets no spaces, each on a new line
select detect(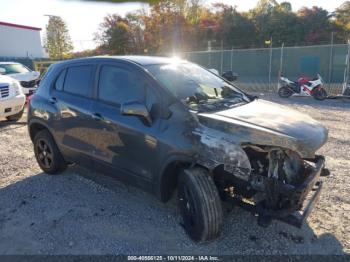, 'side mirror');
121,101,152,126
0,68,6,74
222,71,238,82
